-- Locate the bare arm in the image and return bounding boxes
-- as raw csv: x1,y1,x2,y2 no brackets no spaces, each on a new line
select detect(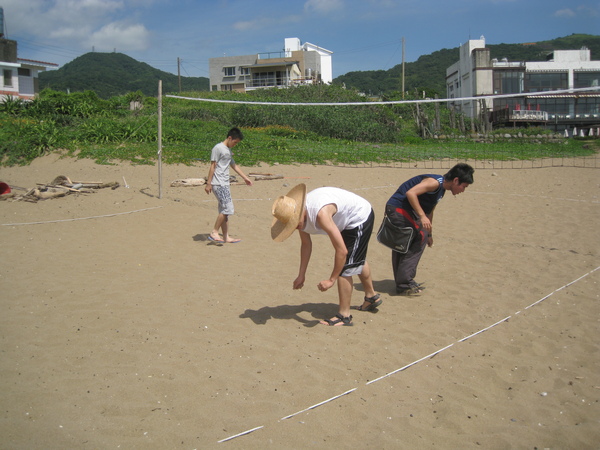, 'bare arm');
293,230,312,290
405,177,440,232
426,205,436,247
231,162,253,186
204,161,217,194
316,204,348,291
